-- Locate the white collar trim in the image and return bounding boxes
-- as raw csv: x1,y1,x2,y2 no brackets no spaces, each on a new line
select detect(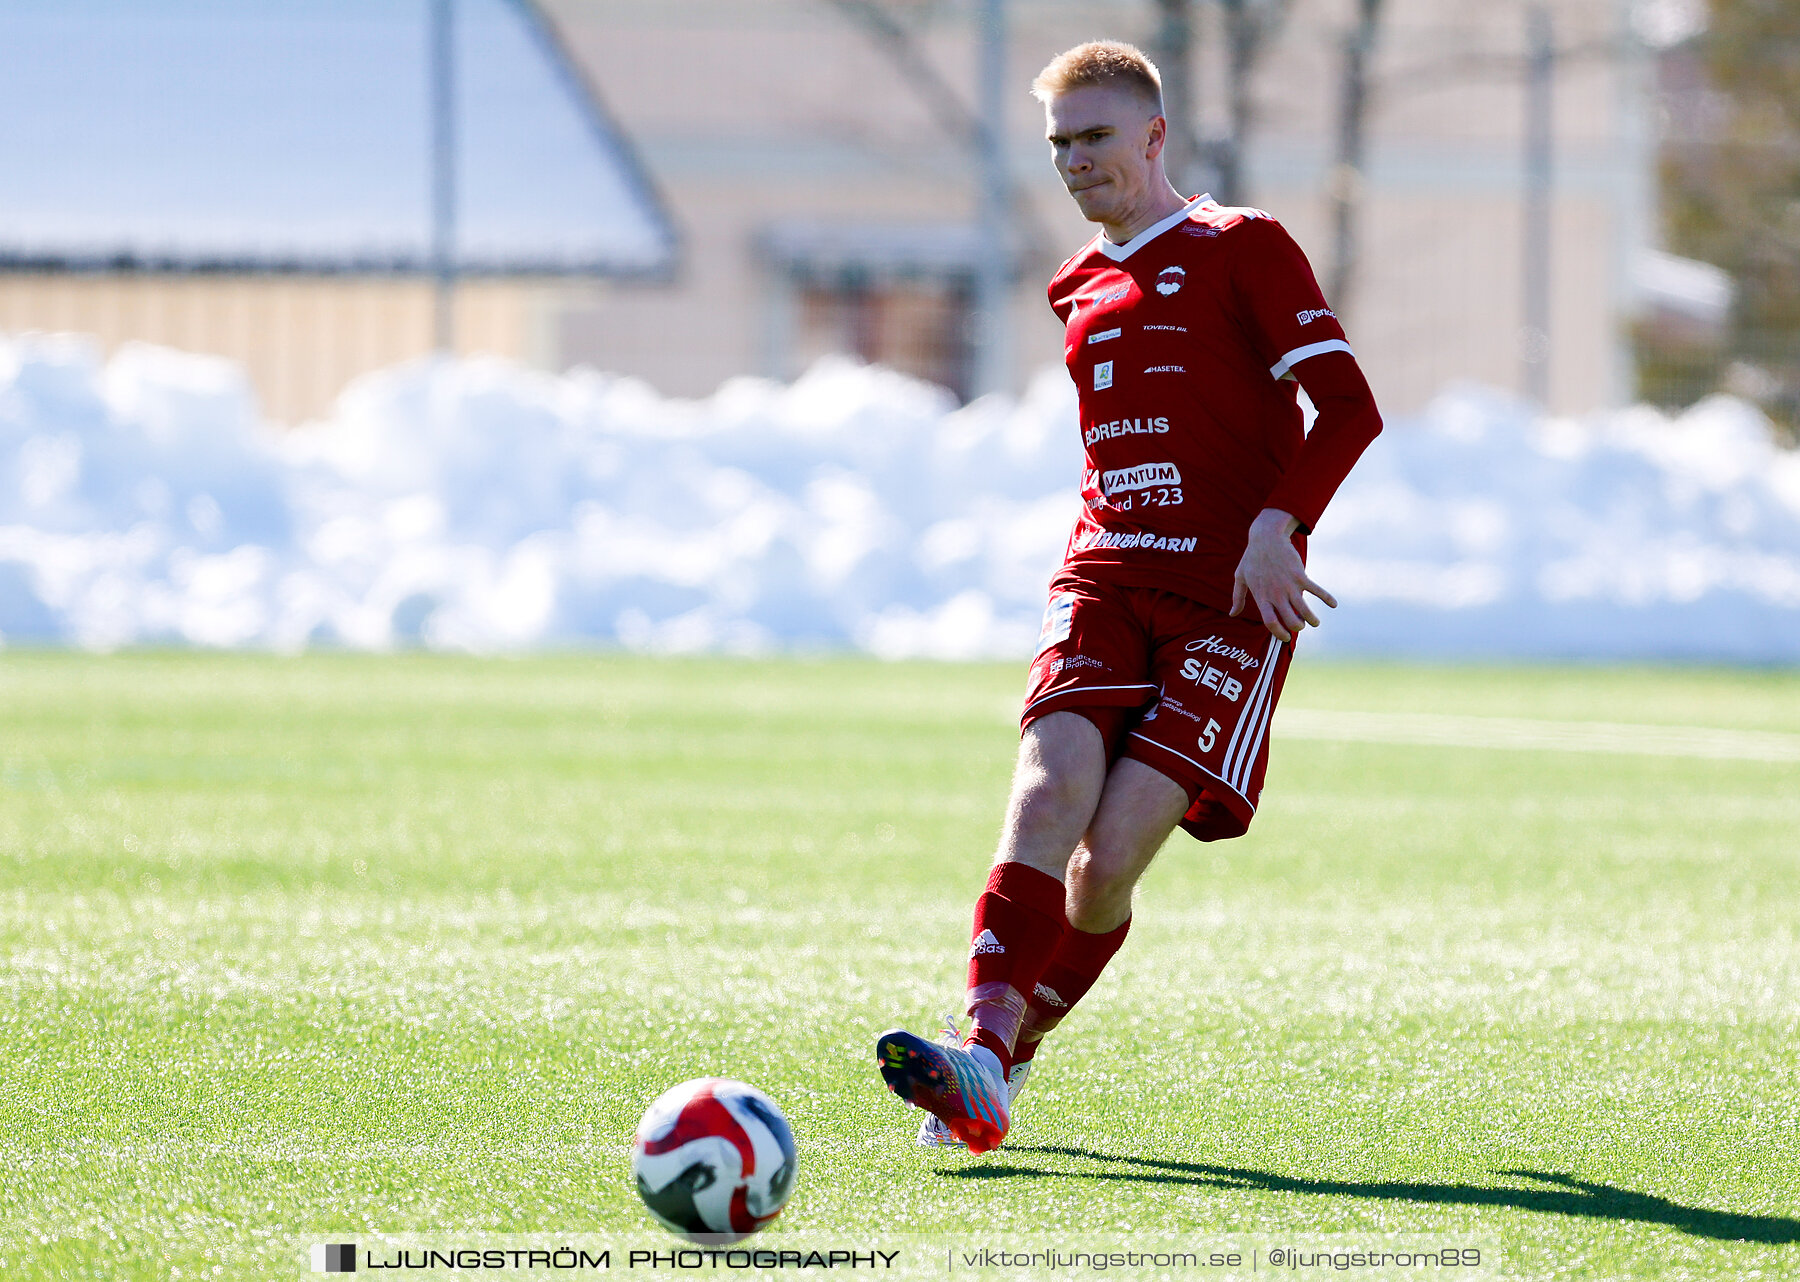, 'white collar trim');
1096,195,1212,261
